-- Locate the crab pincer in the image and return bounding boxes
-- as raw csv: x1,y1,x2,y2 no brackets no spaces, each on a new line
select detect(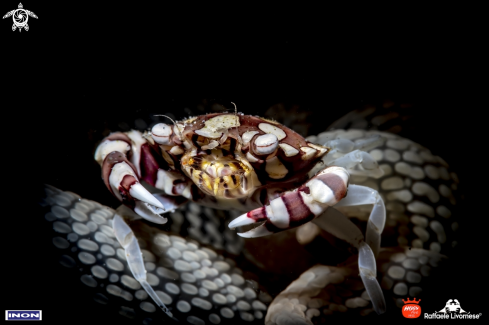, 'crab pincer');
229,166,350,237
95,131,187,224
